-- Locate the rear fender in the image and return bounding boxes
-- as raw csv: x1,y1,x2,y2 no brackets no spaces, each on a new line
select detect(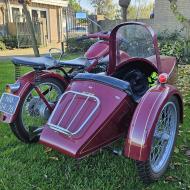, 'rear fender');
124,84,183,161
2,71,68,123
